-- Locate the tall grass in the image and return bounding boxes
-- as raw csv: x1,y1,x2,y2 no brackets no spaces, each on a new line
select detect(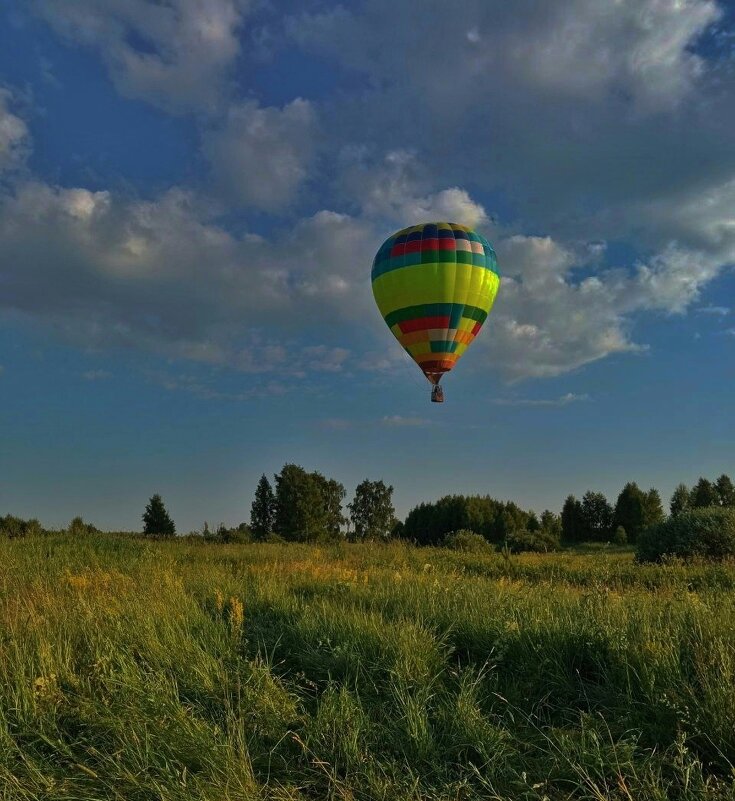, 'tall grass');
1,534,734,799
